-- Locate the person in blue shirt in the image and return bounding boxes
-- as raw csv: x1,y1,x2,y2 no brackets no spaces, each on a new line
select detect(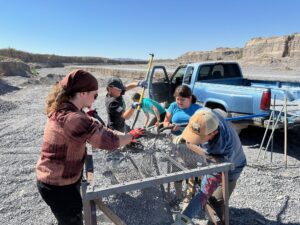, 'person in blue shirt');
173,108,247,225
132,93,166,128
164,85,201,135
164,85,201,201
